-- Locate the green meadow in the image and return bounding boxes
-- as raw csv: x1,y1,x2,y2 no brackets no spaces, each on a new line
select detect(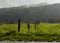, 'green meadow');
1,23,60,41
